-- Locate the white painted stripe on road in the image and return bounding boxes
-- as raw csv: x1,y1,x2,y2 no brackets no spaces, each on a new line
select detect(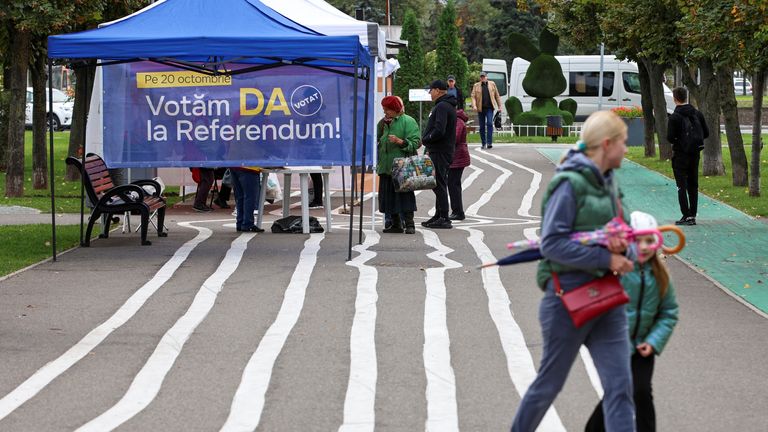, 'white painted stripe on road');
76,233,255,432
461,227,565,431
478,150,542,218
339,230,381,432
420,228,462,432
221,233,323,432
428,165,483,217
465,154,511,217
0,223,212,421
